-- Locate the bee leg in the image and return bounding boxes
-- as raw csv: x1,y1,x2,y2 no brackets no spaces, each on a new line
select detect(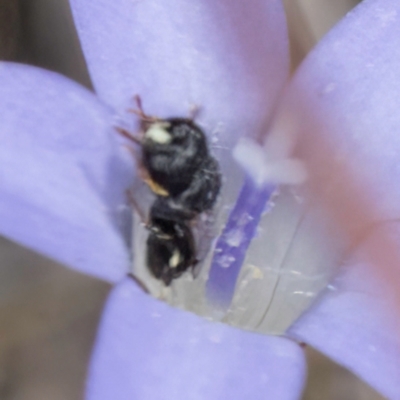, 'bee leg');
188,103,201,121
121,143,139,161
136,162,155,189
190,258,201,279
127,273,150,294
120,143,155,193
126,188,149,227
